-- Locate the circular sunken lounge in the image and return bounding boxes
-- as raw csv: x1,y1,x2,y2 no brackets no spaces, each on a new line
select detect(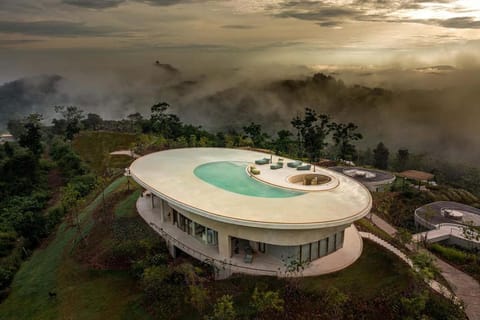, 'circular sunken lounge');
130,148,372,279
